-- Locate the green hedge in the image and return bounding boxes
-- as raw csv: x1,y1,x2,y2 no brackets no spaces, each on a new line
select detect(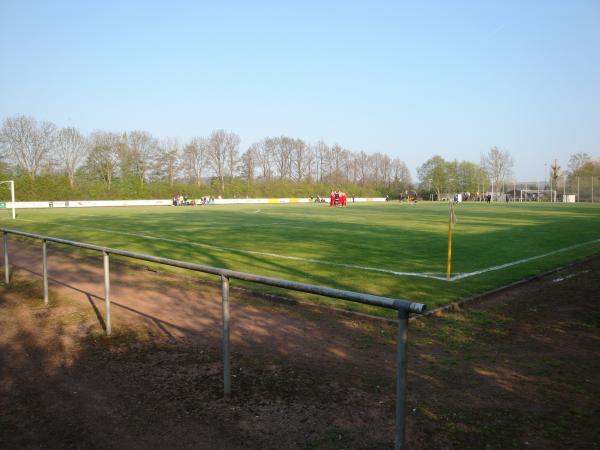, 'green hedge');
0,174,391,201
